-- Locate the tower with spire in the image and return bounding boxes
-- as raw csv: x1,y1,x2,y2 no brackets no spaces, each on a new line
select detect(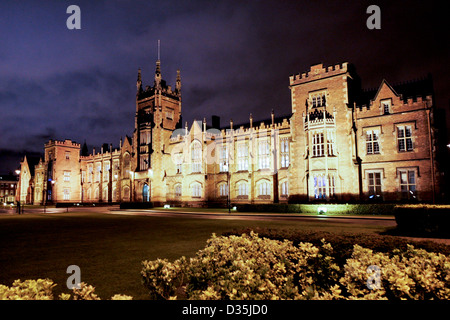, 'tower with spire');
131,45,182,204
